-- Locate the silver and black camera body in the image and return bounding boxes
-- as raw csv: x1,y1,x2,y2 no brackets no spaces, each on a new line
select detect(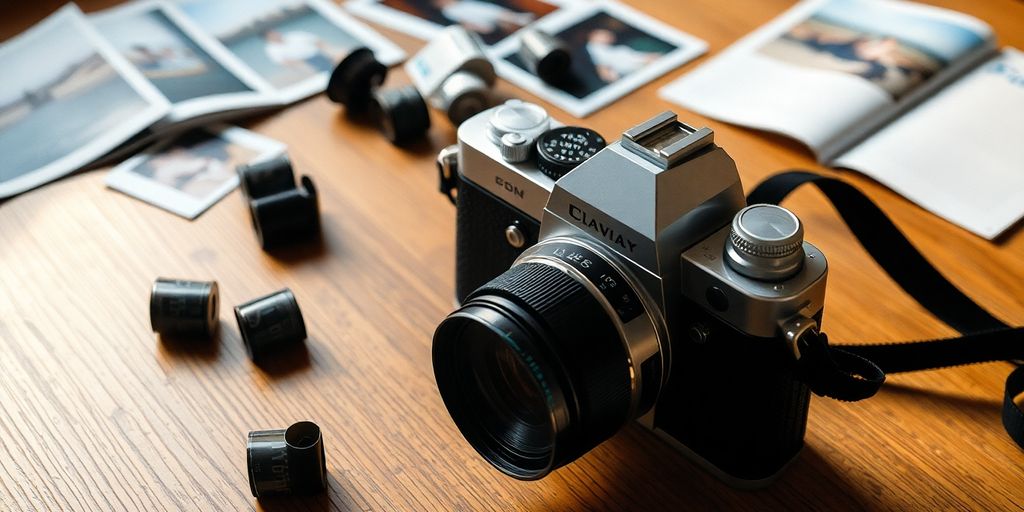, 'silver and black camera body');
433,109,828,487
